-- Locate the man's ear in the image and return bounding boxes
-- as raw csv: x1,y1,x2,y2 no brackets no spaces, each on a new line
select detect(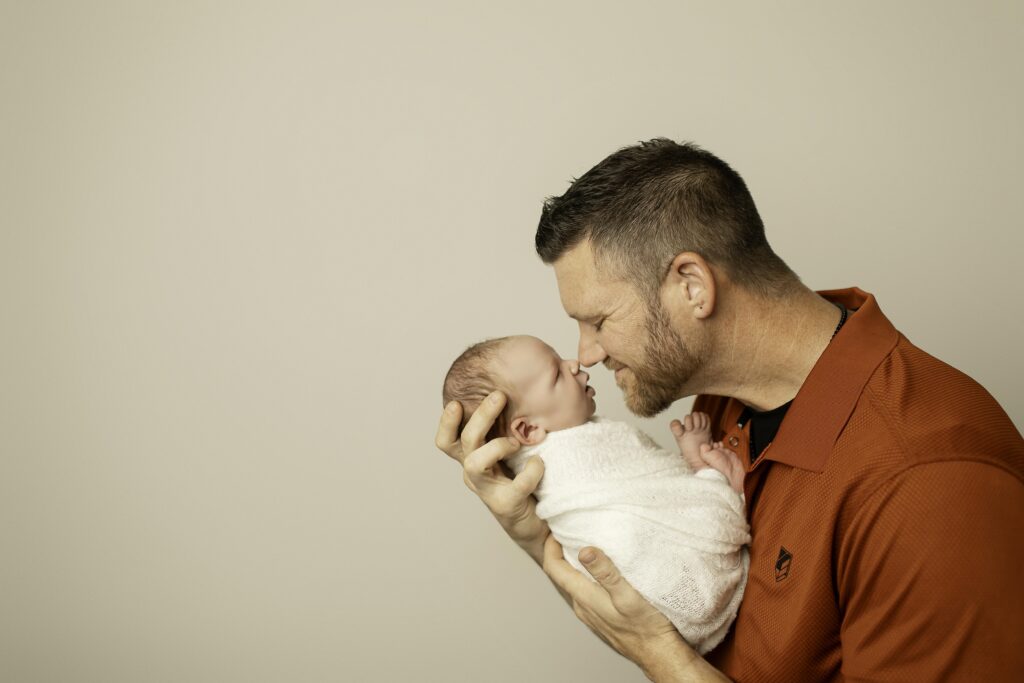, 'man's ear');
510,416,547,445
664,251,716,319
